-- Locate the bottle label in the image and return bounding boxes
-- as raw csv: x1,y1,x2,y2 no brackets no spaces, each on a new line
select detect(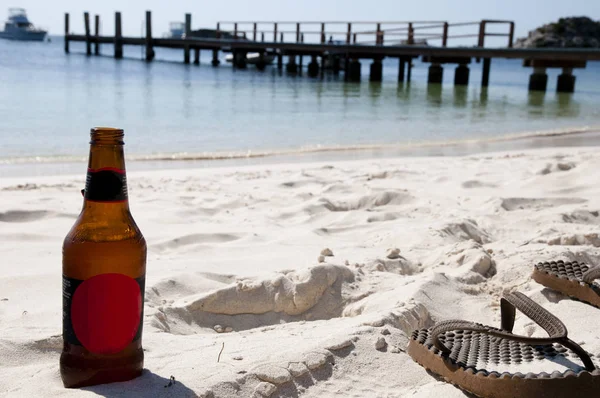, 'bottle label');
63,273,145,355
84,167,128,203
